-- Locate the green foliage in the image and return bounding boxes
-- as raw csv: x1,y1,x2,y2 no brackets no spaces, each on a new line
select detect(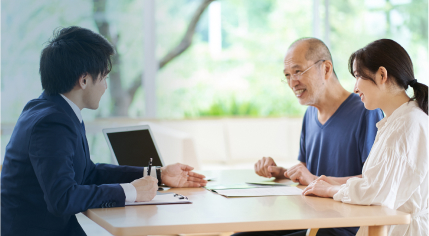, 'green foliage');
183,89,307,118
2,0,427,163
2,0,428,122
185,97,260,117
